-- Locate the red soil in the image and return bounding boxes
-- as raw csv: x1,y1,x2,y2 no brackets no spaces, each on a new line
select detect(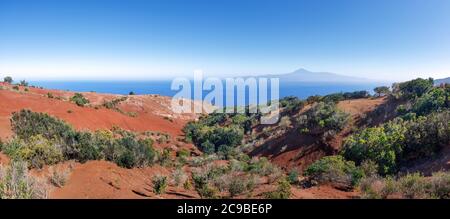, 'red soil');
48,160,198,199
0,82,203,140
